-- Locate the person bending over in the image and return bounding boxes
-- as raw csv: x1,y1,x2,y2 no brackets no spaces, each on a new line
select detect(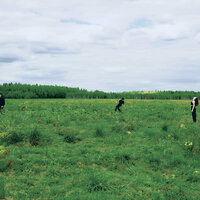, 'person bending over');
191,97,199,122
115,98,124,112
